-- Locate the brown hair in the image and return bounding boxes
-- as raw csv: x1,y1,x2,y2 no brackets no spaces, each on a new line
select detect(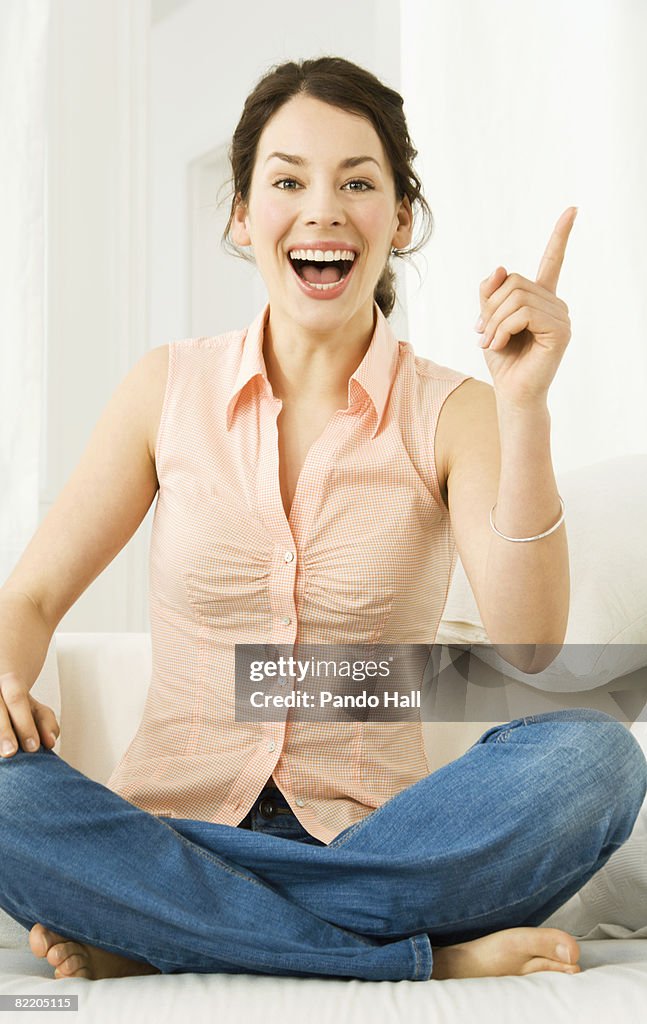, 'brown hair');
220,56,433,319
